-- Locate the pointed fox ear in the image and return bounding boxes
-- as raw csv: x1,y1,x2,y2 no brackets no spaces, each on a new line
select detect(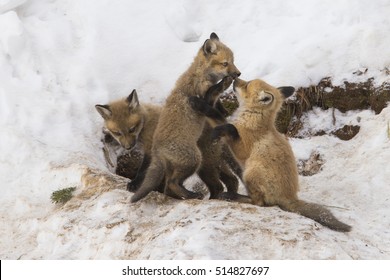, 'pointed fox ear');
203,39,217,55
210,32,219,41
278,87,295,99
95,104,112,120
127,89,139,110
